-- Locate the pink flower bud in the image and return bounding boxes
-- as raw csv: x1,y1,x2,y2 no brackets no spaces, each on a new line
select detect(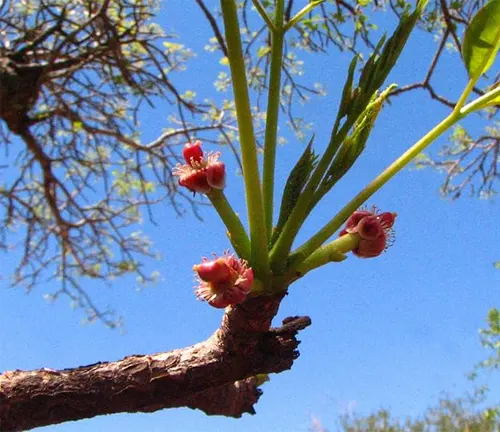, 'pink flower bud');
183,141,204,166
172,141,226,195
339,206,396,259
193,251,253,308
